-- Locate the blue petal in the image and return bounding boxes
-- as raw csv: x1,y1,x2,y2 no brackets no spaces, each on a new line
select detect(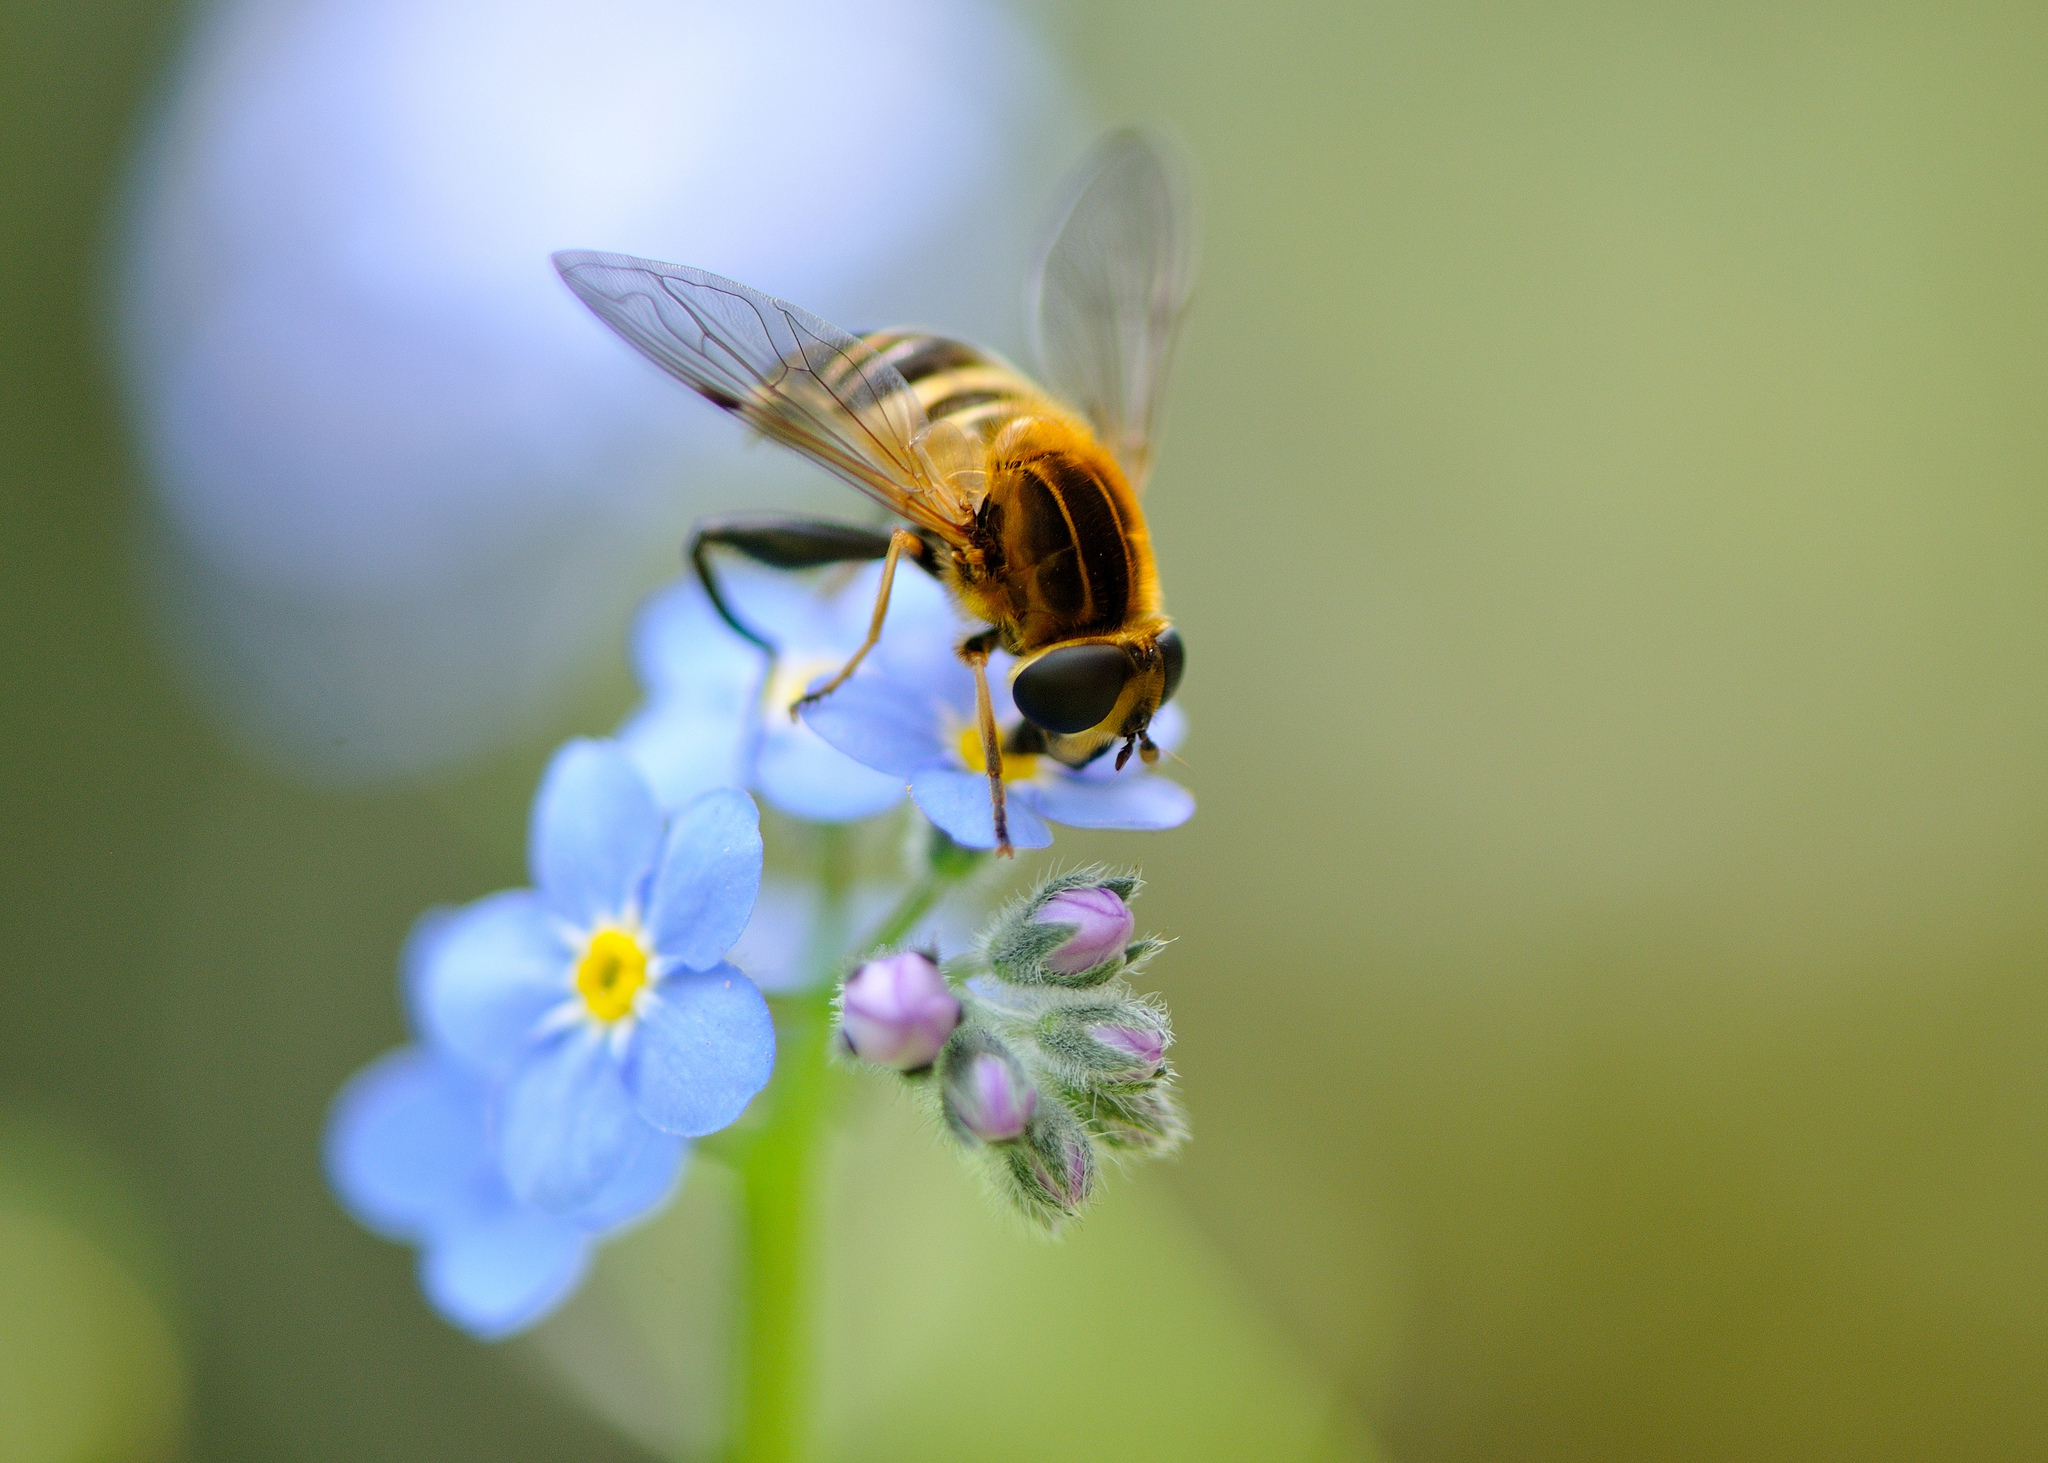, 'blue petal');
412,891,569,1076
419,1202,589,1341
1149,701,1189,755
982,652,1023,722
831,559,963,654
909,767,1054,850
870,583,975,687
806,558,956,661
618,697,756,810
724,879,819,995
325,1048,485,1239
623,964,775,1136
710,563,829,655
754,721,906,821
629,577,765,699
397,905,459,1036
1028,771,1195,831
529,739,663,926
801,674,951,777
645,788,762,971
497,1025,649,1211
567,1127,687,1236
